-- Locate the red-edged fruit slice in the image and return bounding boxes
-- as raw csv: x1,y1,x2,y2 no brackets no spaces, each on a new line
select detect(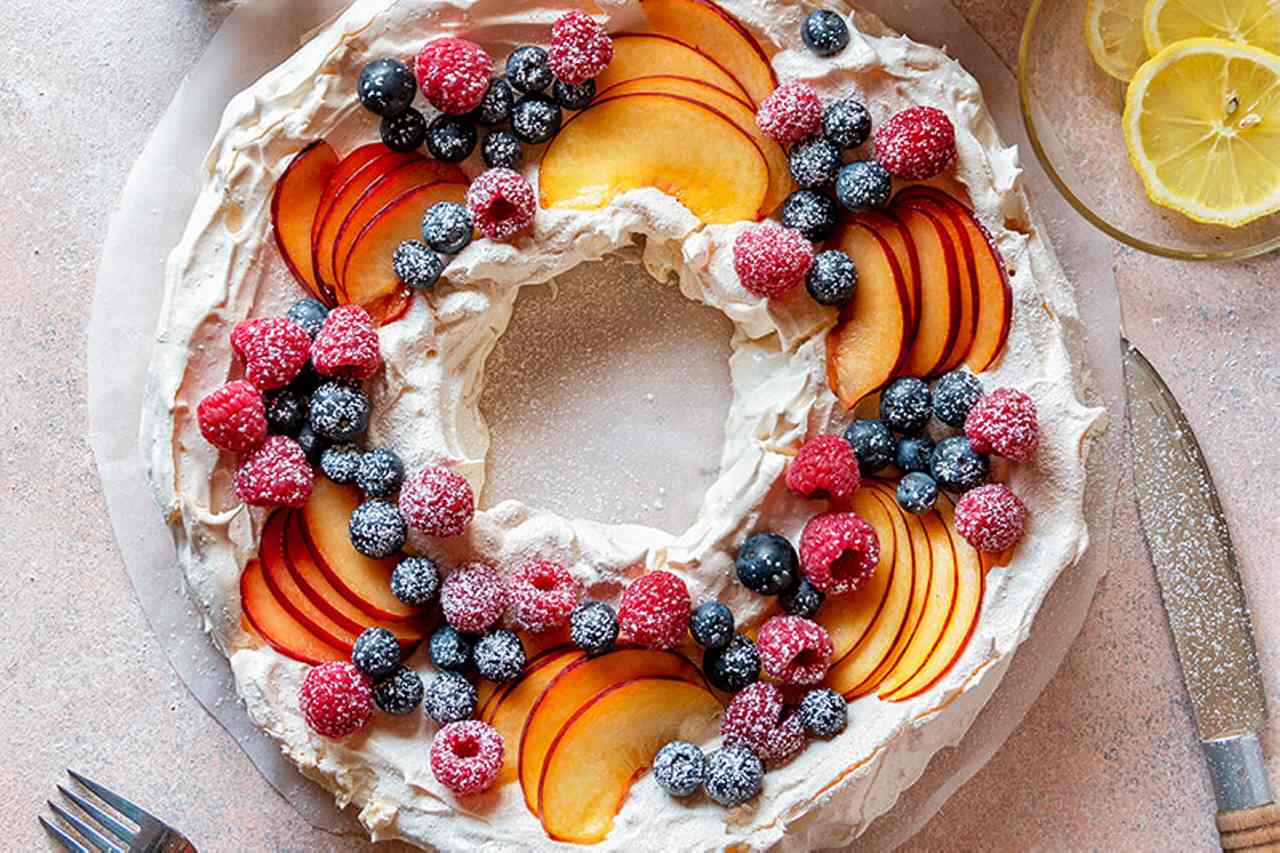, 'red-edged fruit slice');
259,509,359,651
272,141,338,304
854,208,921,333
894,205,961,377
486,648,585,786
815,488,896,660
595,33,753,106
312,143,388,252
240,559,346,665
